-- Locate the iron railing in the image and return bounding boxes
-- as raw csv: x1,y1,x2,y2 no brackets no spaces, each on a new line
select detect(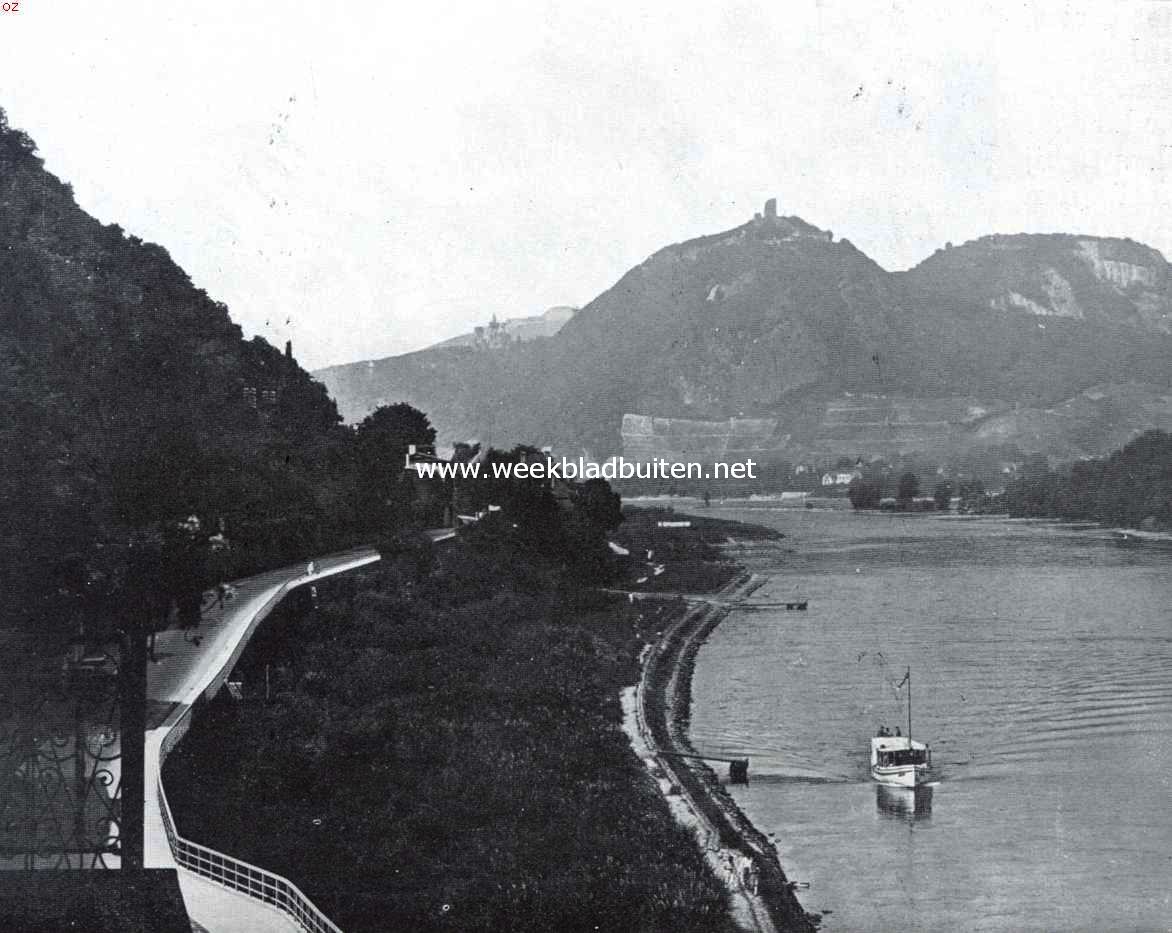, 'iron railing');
149,561,378,933
154,706,342,933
